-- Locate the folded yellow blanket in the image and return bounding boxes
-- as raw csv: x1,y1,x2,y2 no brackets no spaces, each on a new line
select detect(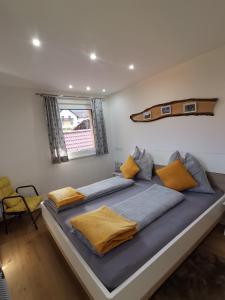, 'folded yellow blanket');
48,187,85,208
70,206,137,255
